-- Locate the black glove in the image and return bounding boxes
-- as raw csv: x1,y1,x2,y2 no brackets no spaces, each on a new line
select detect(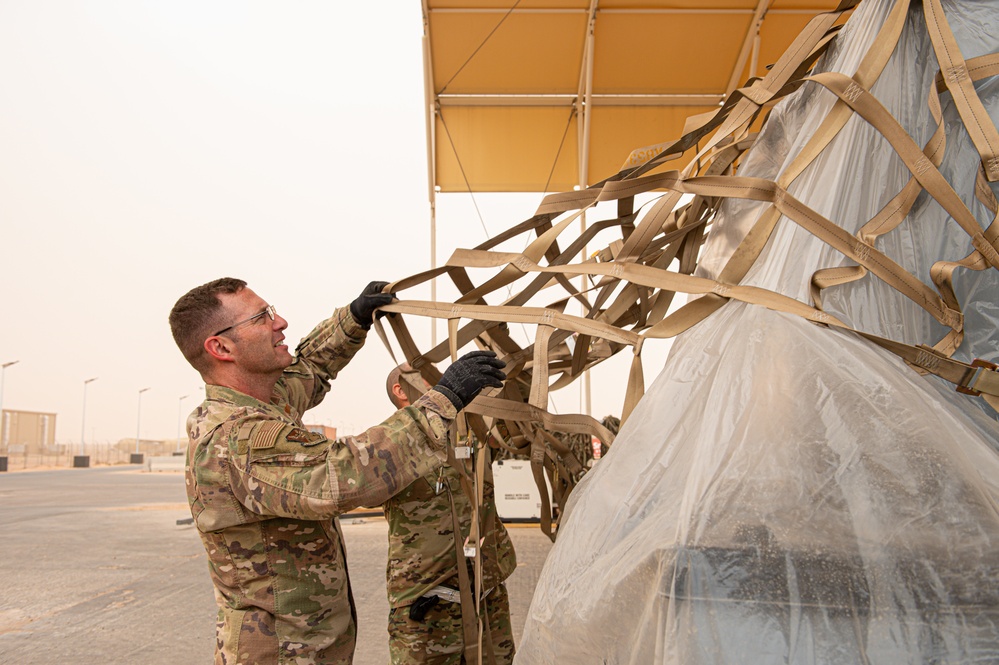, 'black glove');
349,281,395,329
433,350,507,412
408,594,440,621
